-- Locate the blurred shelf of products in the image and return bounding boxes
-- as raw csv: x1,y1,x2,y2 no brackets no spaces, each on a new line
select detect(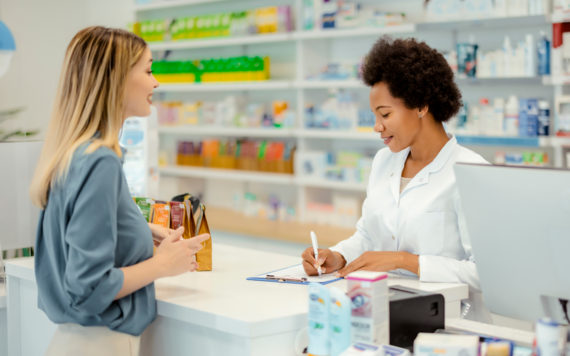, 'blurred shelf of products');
156,97,295,129
130,6,293,43
167,139,295,174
